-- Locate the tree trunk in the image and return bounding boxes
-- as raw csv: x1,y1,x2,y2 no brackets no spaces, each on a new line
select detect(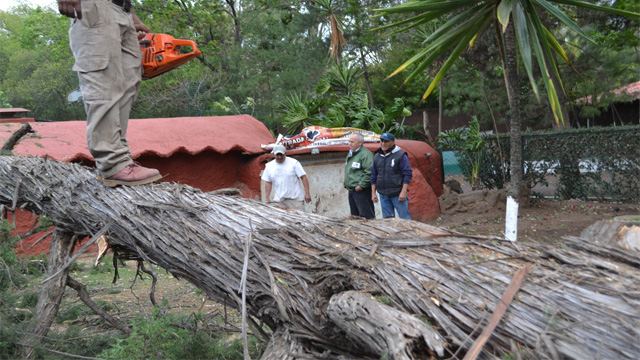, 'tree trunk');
358,45,375,109
438,82,443,135
504,22,522,241
20,230,76,358
2,156,639,359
